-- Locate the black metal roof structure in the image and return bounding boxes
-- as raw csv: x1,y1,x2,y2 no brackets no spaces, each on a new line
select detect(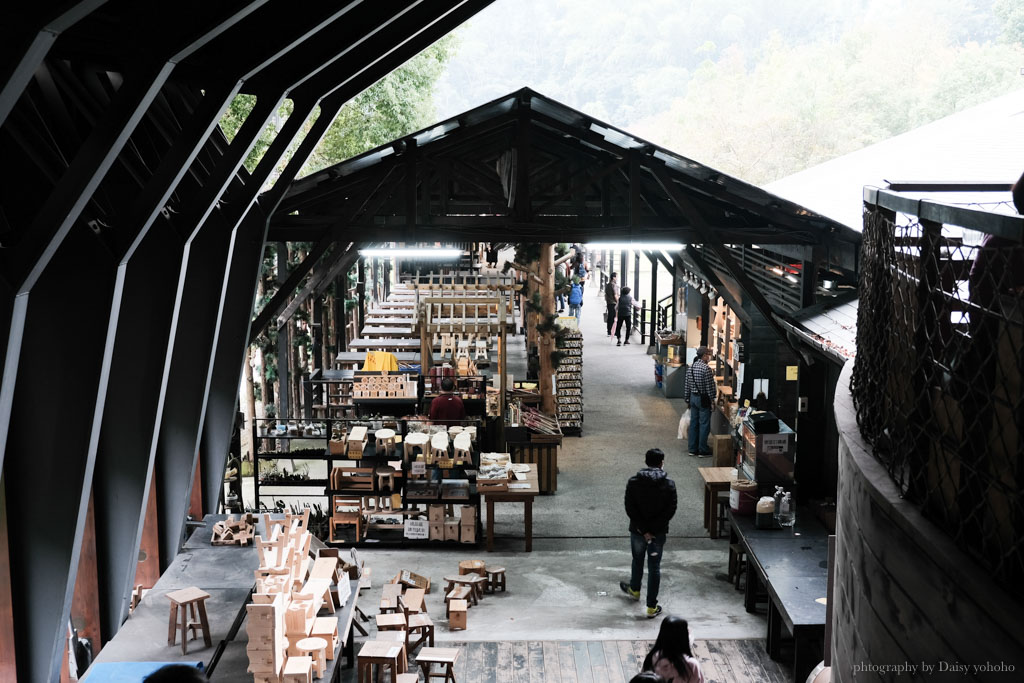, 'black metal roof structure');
267,87,861,340
0,3,495,680
0,5,862,681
